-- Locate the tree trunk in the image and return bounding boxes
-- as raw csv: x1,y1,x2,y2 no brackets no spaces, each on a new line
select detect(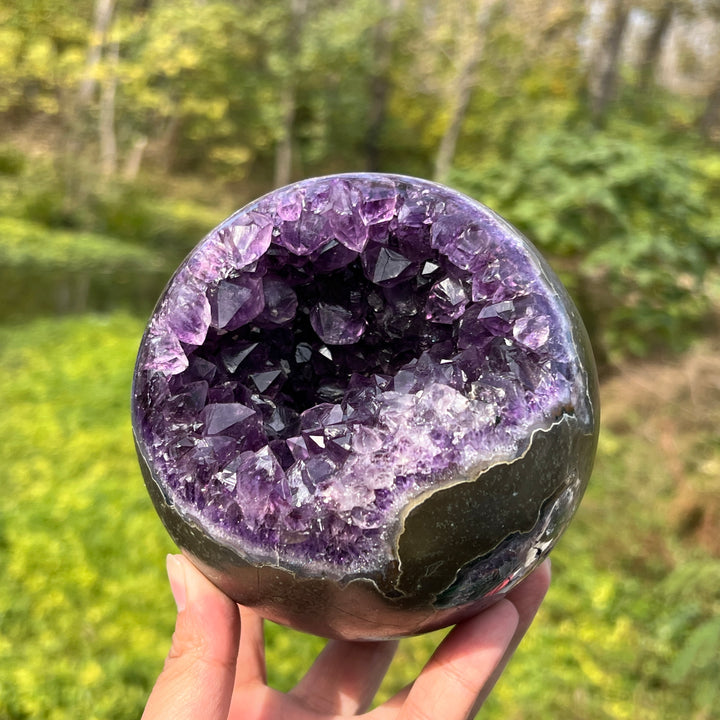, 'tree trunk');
99,40,119,177
78,0,116,105
123,136,149,181
274,83,297,188
588,0,630,127
433,0,500,183
699,76,720,142
159,112,182,173
62,0,116,214
273,0,308,188
364,0,404,172
637,1,675,92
